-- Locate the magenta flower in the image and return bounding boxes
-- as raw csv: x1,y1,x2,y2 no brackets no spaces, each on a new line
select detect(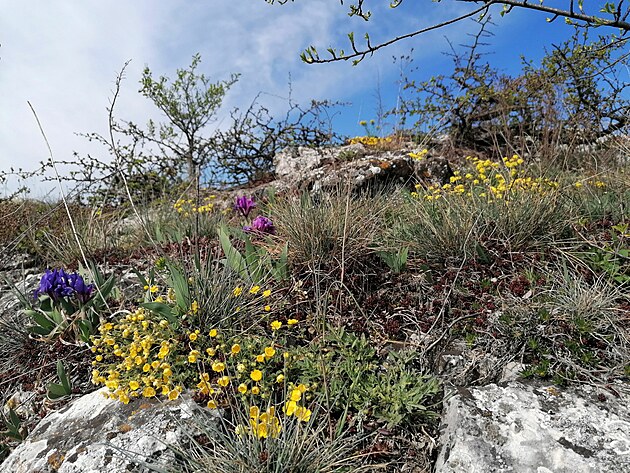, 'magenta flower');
234,195,256,218
244,216,275,235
